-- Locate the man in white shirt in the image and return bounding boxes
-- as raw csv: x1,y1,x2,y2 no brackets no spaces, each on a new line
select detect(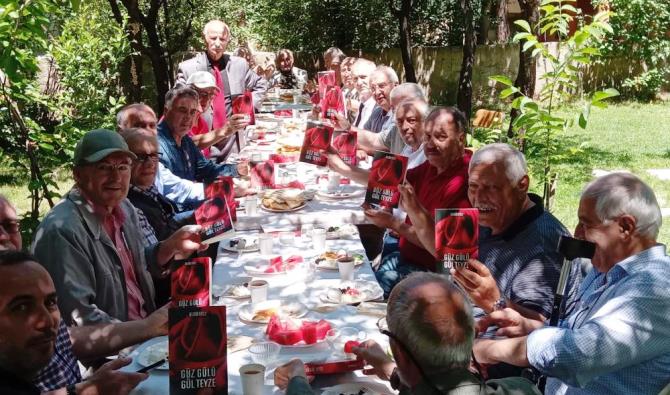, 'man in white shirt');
350,58,377,127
